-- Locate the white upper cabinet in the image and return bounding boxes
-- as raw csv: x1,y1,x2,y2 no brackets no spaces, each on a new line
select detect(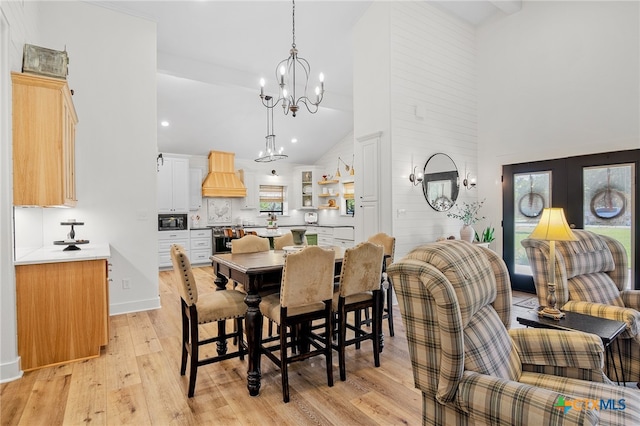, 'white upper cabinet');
158,156,189,213
189,168,203,211
240,171,257,210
